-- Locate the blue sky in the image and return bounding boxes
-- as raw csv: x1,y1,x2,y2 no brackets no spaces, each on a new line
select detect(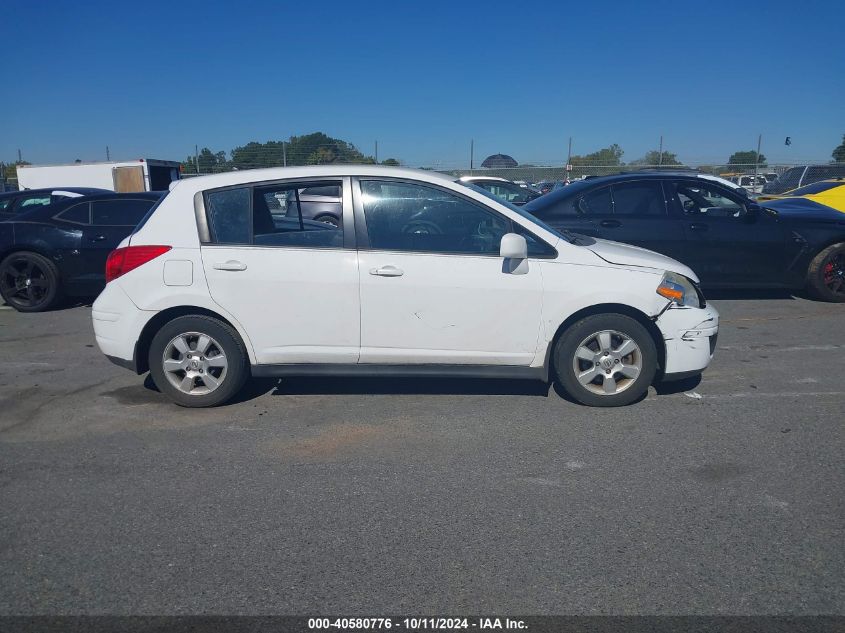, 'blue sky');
3,0,843,168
